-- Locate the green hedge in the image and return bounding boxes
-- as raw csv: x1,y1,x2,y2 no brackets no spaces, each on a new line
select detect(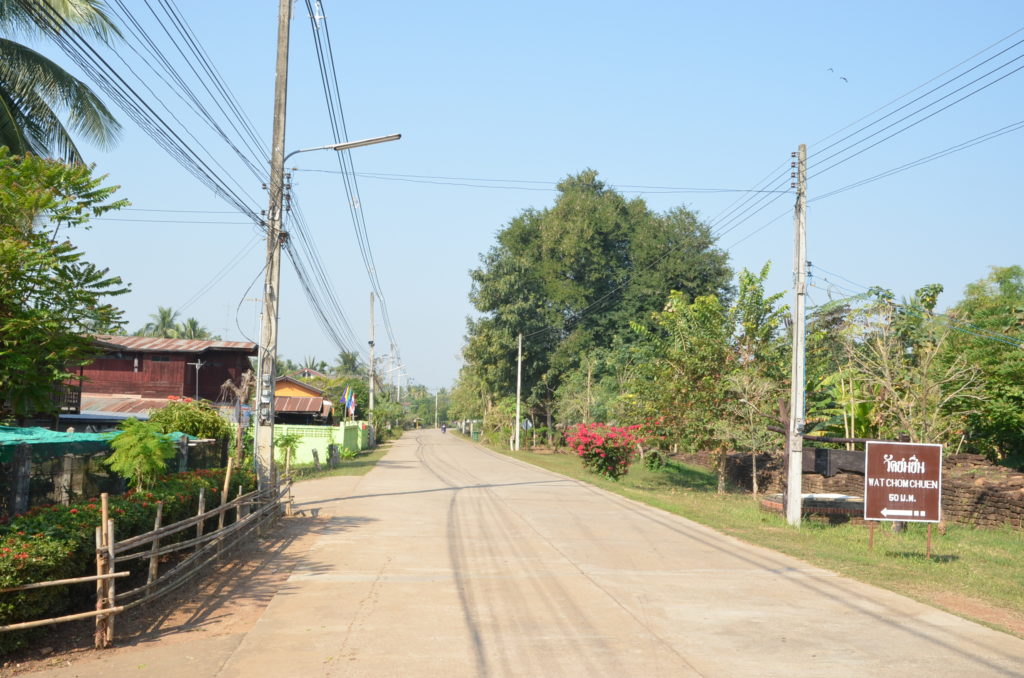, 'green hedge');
0,467,256,653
